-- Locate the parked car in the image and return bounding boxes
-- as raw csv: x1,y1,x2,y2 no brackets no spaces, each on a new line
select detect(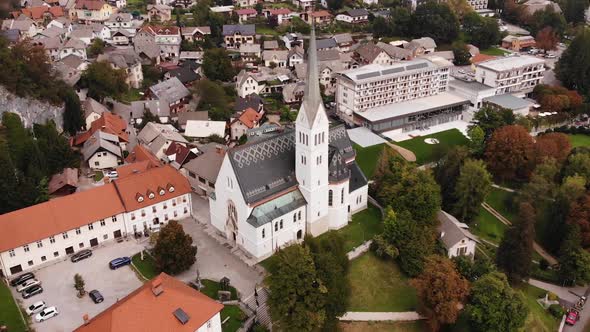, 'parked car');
35,306,59,322
25,301,46,316
22,285,43,299
566,310,579,325
71,249,93,263
17,279,41,292
10,272,35,287
105,170,118,179
109,257,131,270
89,290,104,303
545,54,556,59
